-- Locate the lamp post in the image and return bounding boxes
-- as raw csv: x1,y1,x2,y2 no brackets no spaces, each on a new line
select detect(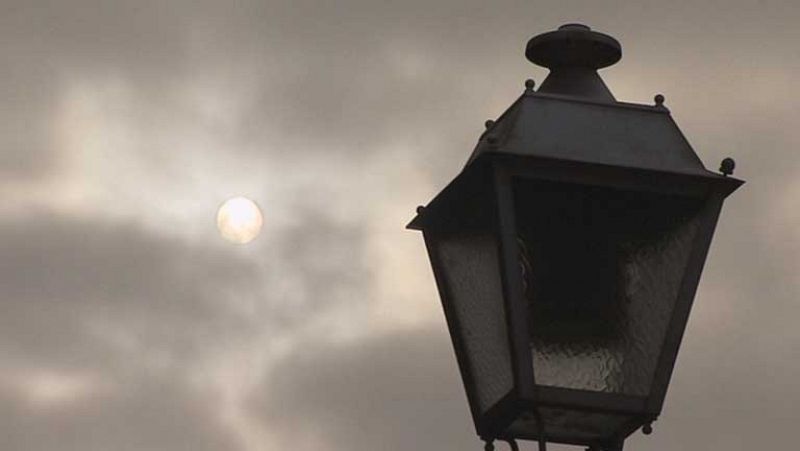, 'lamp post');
407,24,743,451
